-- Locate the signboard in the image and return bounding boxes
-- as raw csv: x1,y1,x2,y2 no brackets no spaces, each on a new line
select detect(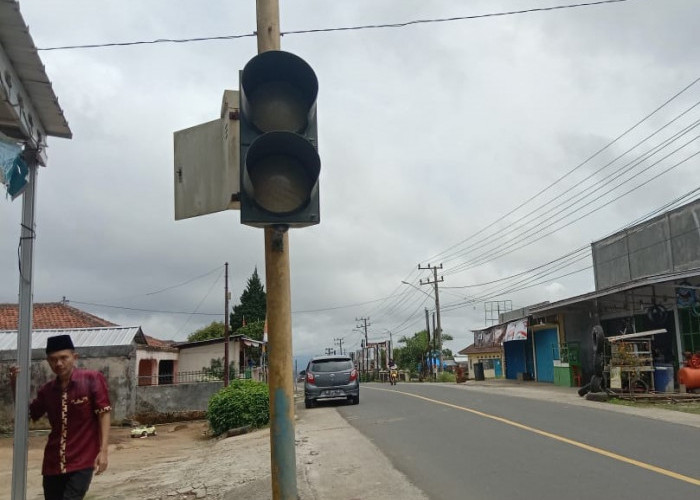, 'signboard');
173,90,240,220
504,319,528,342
